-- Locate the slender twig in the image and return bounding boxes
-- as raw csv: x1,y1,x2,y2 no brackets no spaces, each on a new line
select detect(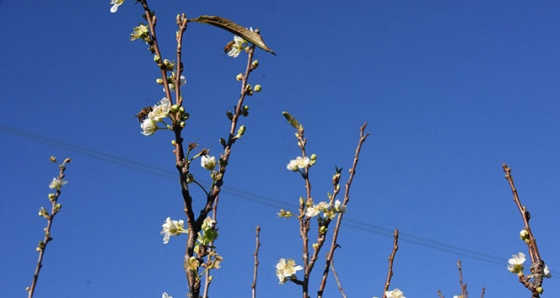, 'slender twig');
480,287,485,298
175,13,188,106
27,157,71,298
381,229,399,298
330,251,347,298
138,0,173,102
457,260,468,298
502,164,542,262
252,226,261,298
437,290,445,298
502,163,546,297
317,123,369,297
